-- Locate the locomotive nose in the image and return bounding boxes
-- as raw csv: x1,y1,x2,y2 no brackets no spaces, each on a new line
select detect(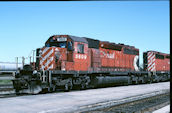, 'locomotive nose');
55,48,61,60
39,47,56,70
